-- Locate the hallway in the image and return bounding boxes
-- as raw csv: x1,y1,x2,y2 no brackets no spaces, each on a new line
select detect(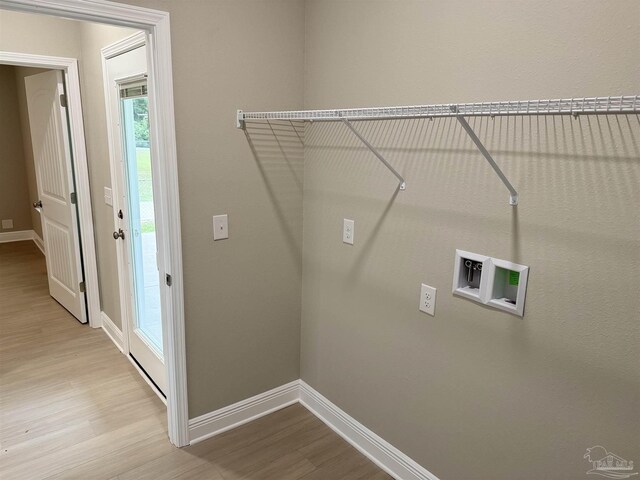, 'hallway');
0,241,390,480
